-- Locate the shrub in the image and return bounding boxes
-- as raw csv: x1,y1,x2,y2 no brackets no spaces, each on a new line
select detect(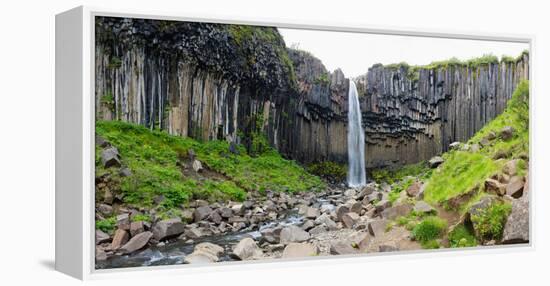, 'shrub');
471,202,512,241
412,216,447,243
421,239,440,249
96,217,116,233
448,225,478,248
307,161,347,182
